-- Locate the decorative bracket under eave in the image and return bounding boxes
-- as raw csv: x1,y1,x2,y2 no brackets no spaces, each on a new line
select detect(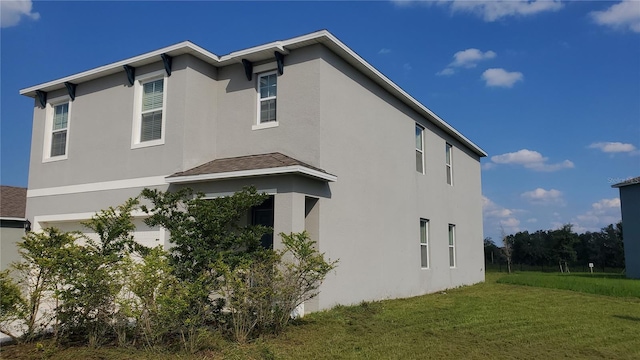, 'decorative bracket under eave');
274,51,285,75
123,65,136,86
35,90,47,108
64,82,77,101
161,53,172,77
242,59,253,81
